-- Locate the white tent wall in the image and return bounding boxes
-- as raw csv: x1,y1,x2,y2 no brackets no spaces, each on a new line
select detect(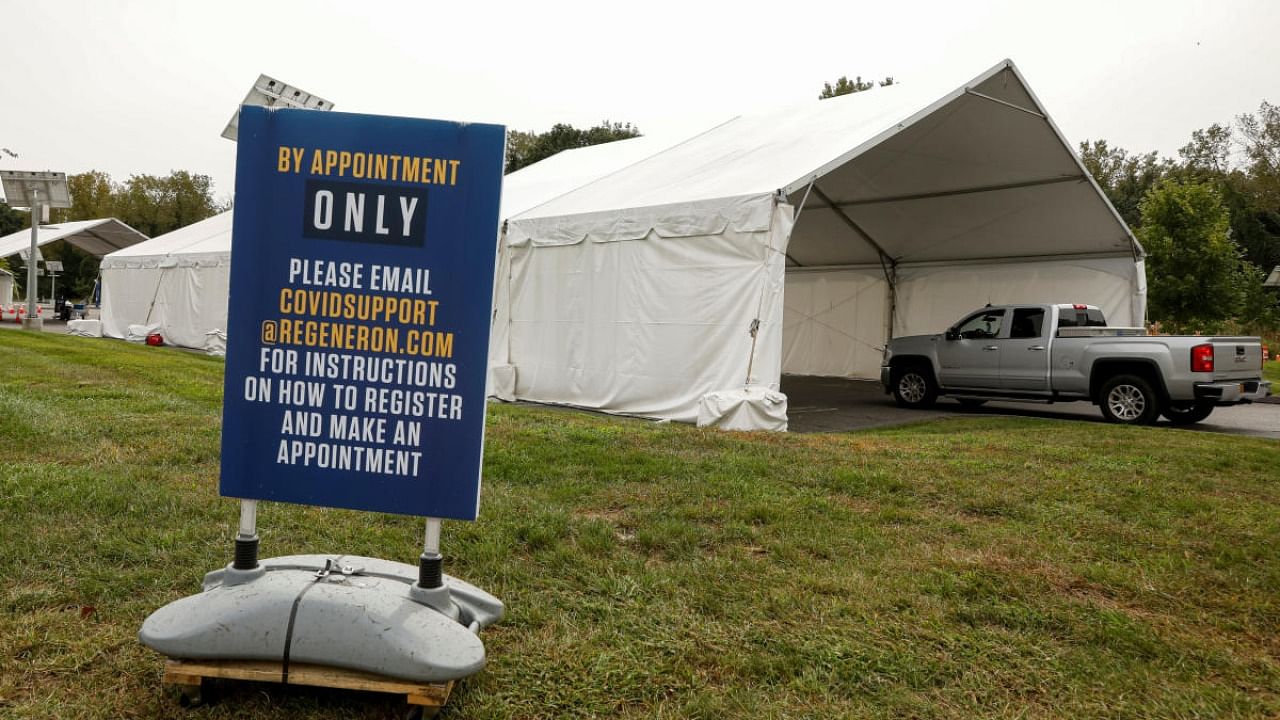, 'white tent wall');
782,267,887,378
0,270,13,305
893,255,1146,338
780,255,1146,380
501,195,790,422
